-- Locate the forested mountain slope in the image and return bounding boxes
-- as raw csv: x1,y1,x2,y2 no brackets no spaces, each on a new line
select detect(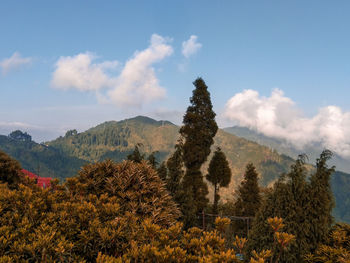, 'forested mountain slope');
0,132,86,181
